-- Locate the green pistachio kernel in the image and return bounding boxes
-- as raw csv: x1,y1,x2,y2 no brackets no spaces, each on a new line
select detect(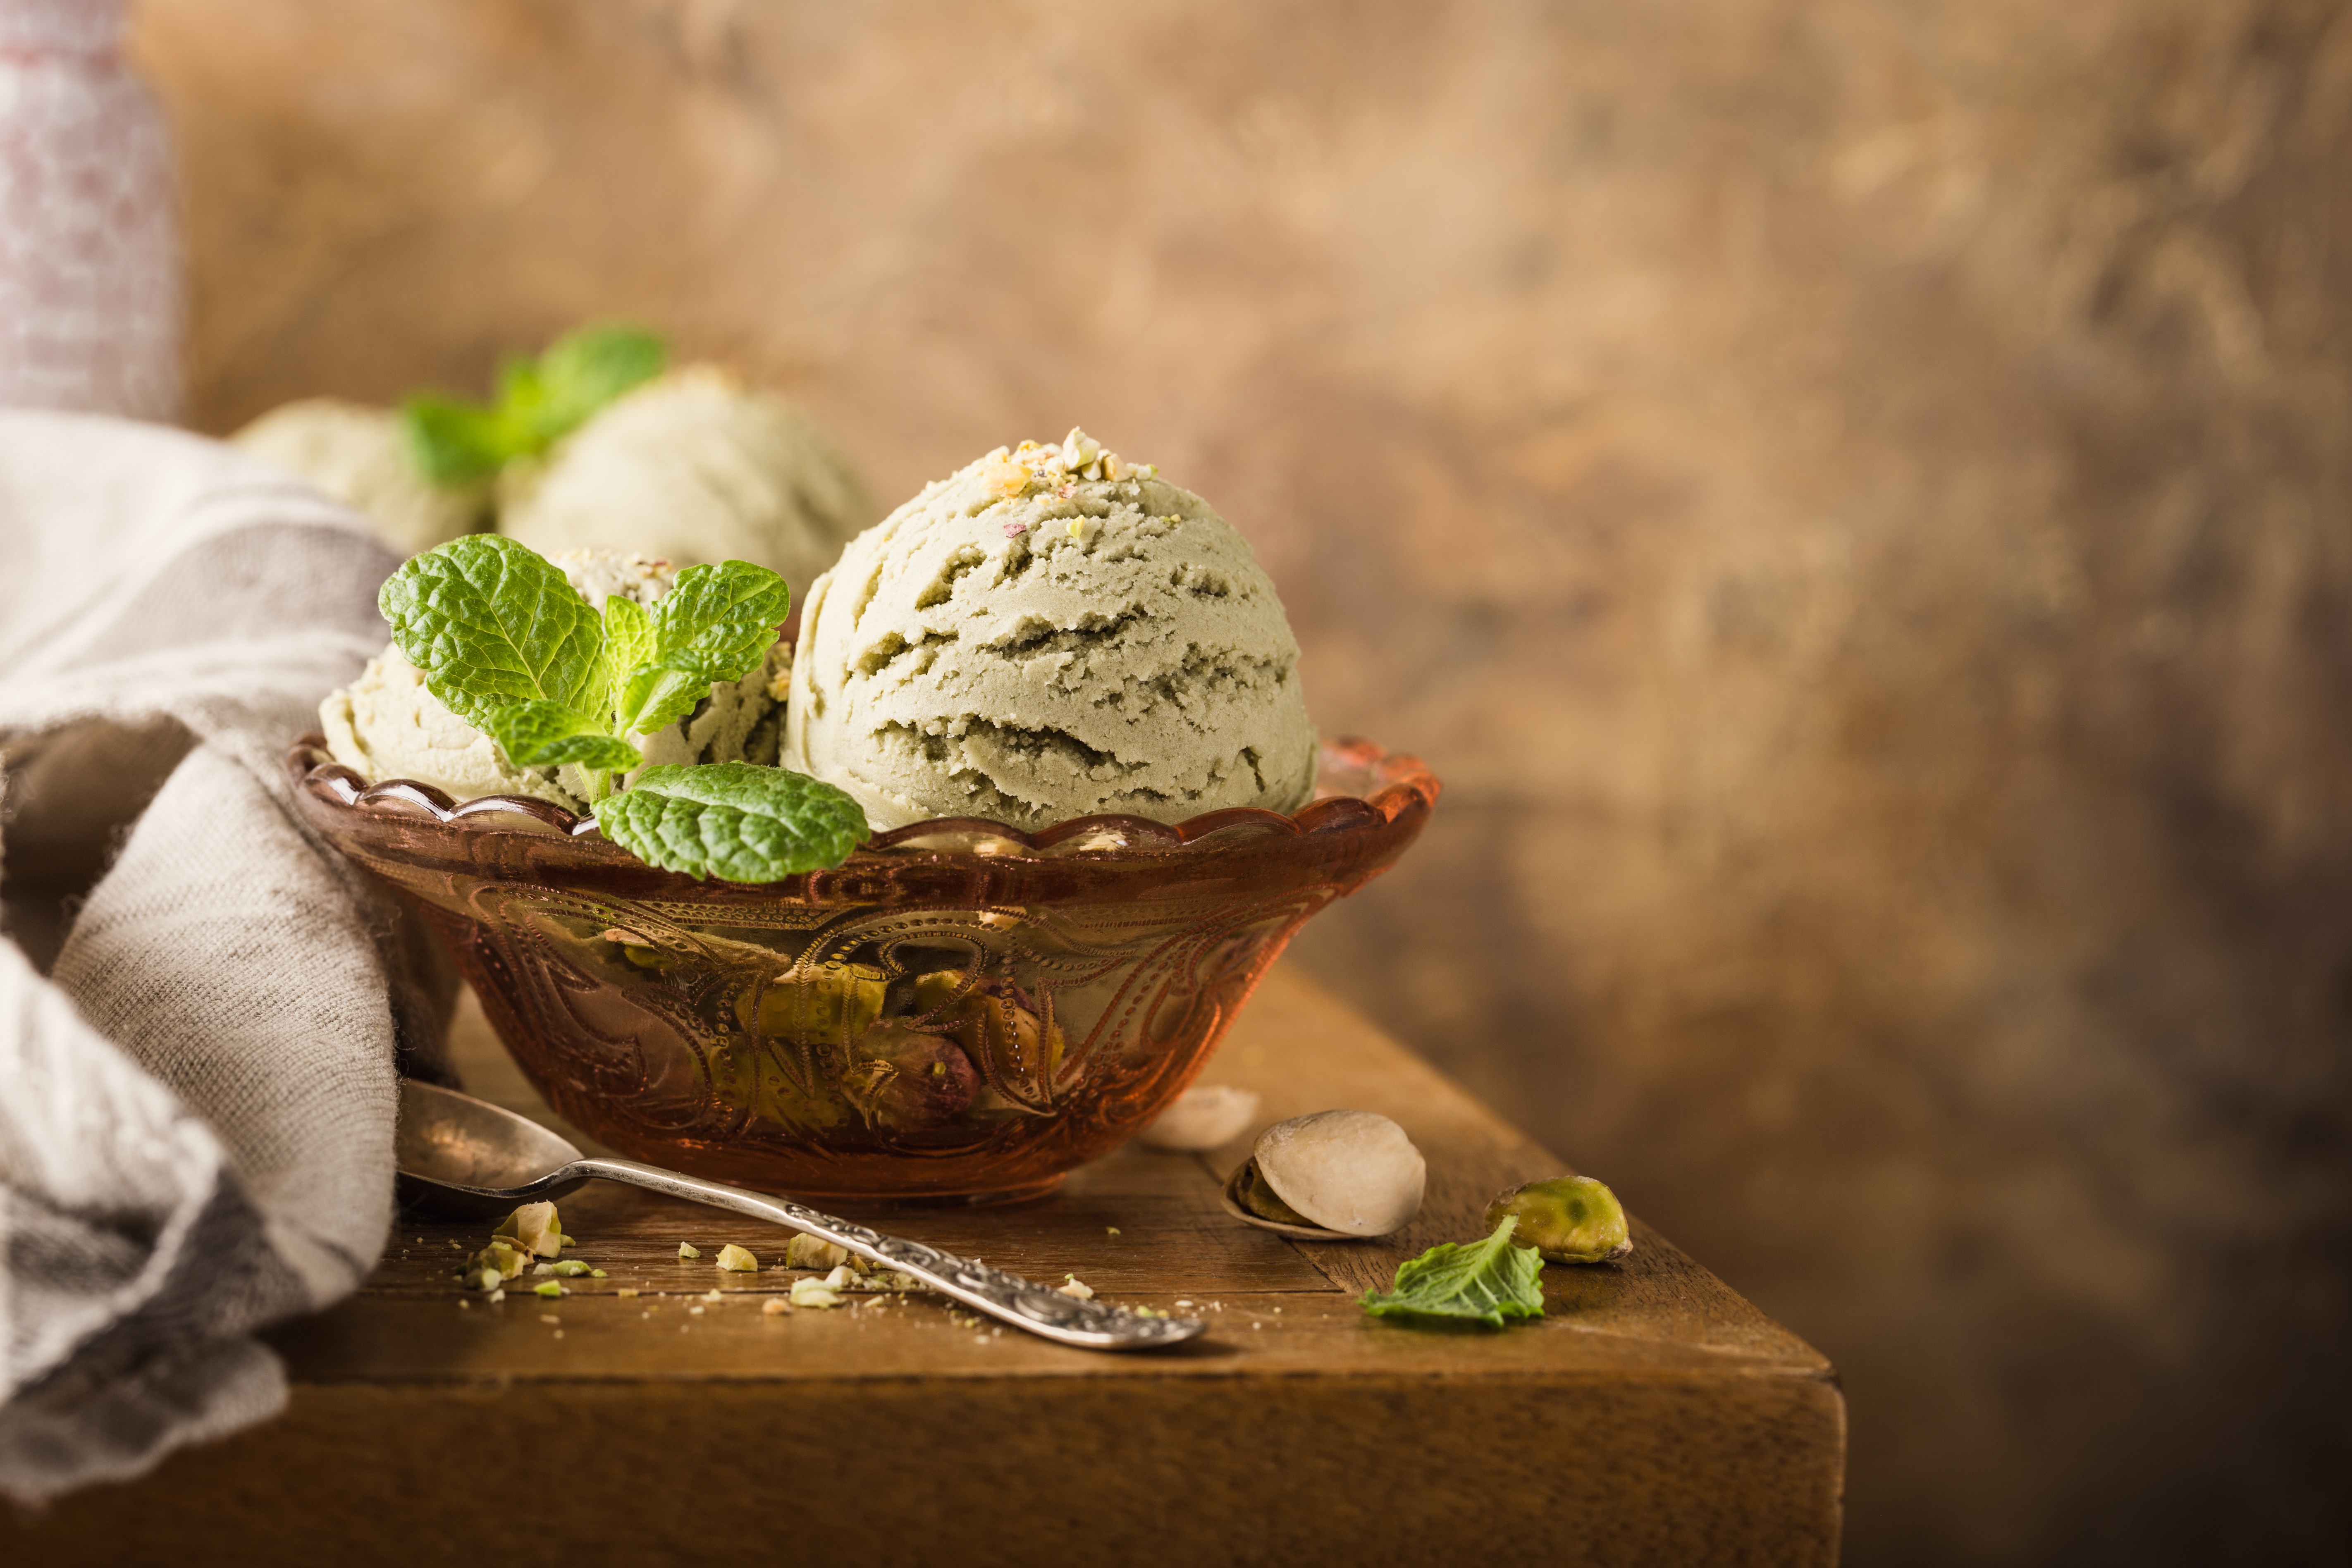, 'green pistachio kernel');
1483,1176,1632,1264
